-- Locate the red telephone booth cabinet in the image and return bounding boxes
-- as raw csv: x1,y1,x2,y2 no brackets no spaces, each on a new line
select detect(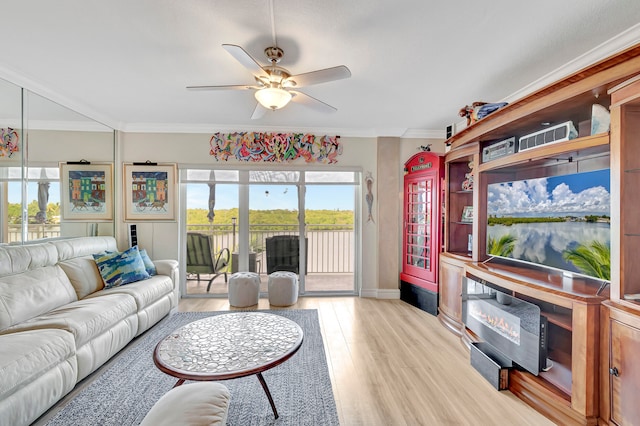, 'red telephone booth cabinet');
400,152,444,316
